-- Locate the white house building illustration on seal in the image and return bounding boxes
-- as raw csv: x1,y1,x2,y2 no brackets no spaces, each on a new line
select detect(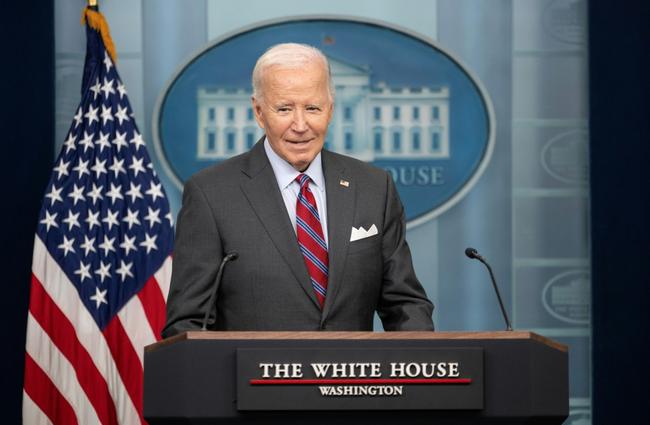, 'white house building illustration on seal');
195,57,450,161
